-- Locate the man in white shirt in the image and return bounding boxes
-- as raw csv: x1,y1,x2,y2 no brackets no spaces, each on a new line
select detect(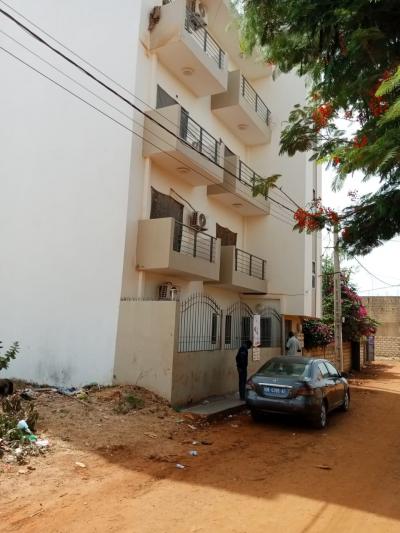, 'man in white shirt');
286,331,302,355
